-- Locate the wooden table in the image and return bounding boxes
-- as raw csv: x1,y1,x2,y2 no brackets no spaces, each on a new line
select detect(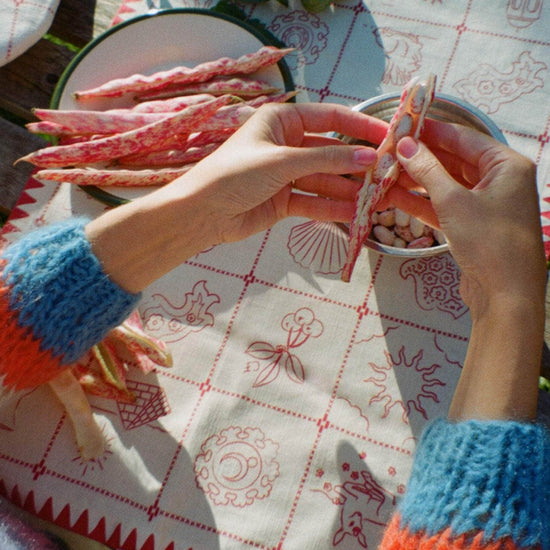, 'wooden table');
0,0,122,215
